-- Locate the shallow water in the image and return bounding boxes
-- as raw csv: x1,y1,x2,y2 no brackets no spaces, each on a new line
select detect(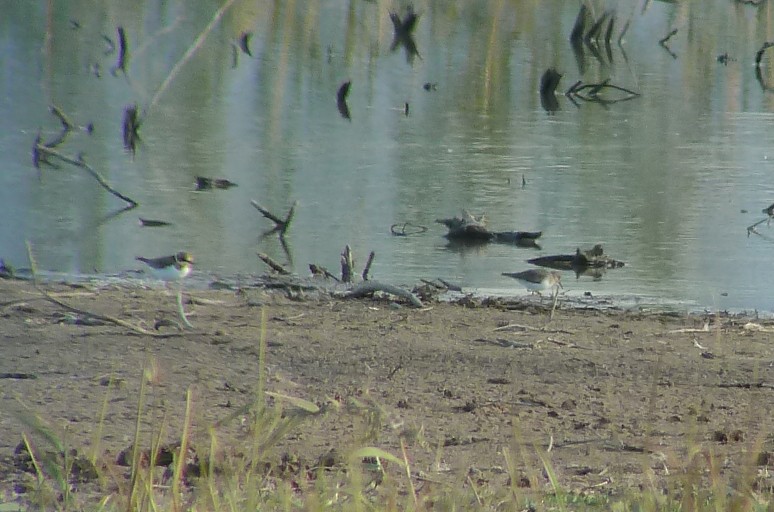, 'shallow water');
4,1,774,312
